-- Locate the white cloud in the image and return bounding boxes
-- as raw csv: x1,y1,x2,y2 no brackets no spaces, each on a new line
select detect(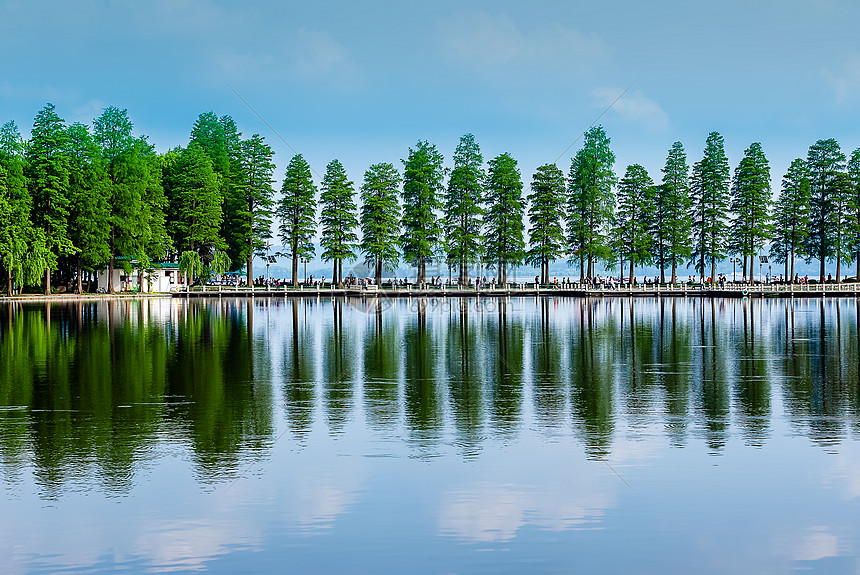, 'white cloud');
823,54,860,106
591,87,670,131
437,11,610,73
